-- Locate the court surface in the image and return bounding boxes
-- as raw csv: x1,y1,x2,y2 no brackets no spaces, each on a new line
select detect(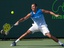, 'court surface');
0,39,64,48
